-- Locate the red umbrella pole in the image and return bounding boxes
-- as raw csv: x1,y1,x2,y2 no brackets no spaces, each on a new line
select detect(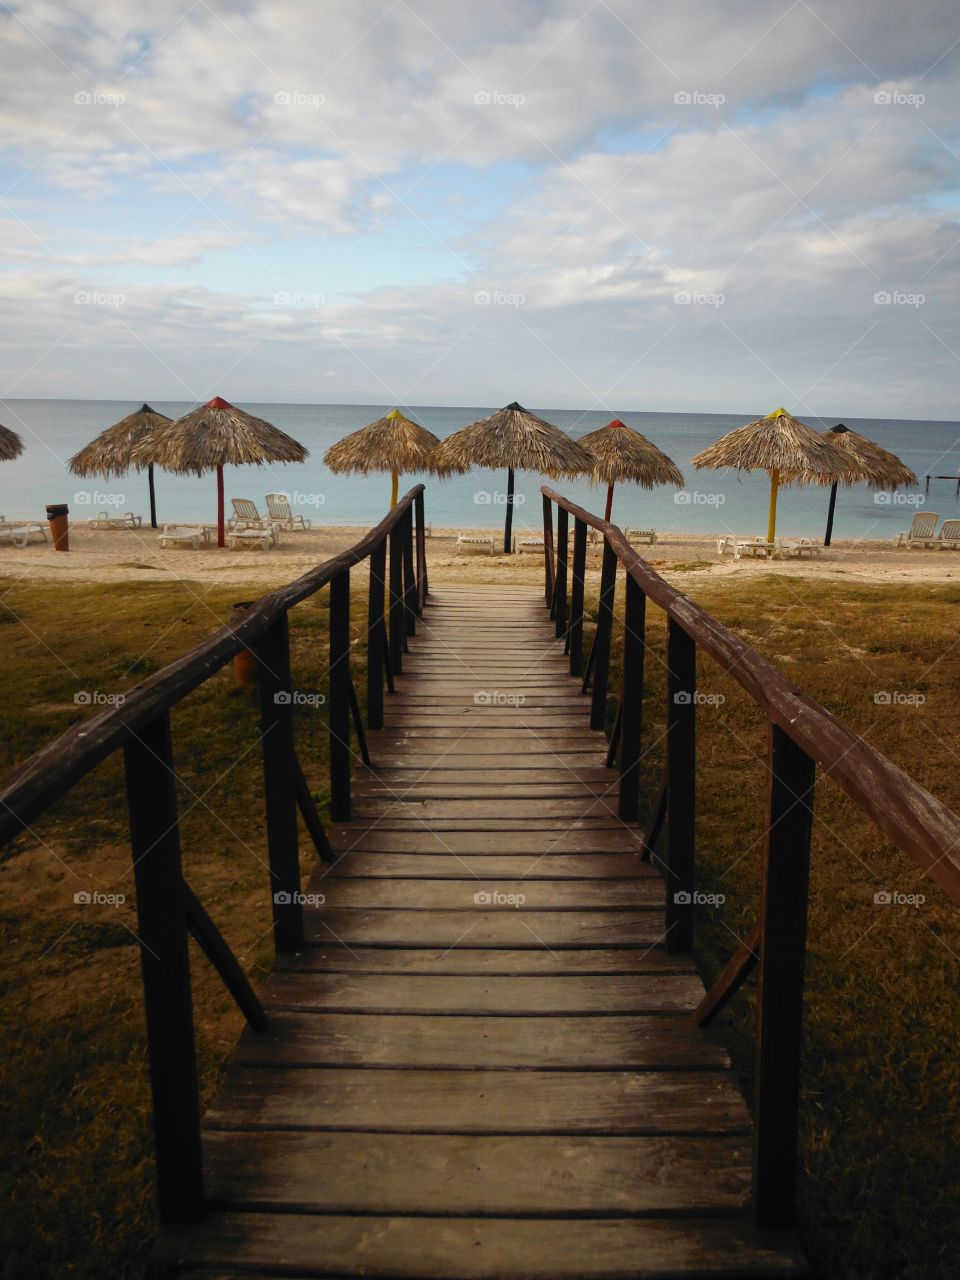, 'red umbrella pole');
216,464,225,547
604,482,614,522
